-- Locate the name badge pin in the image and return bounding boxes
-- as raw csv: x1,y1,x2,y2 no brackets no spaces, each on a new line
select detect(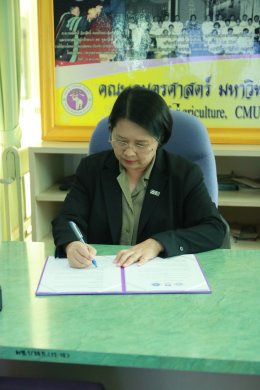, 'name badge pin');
150,189,160,196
